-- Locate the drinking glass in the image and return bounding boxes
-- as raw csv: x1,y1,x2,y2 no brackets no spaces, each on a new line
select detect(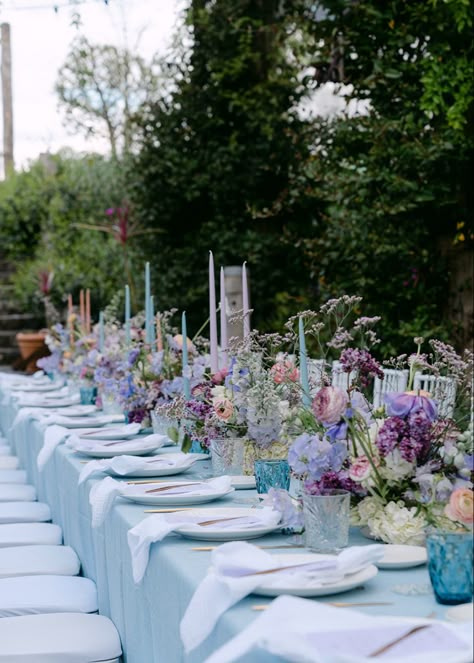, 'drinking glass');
426,529,473,605
210,438,244,476
254,459,290,494
302,490,350,553
79,385,97,405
